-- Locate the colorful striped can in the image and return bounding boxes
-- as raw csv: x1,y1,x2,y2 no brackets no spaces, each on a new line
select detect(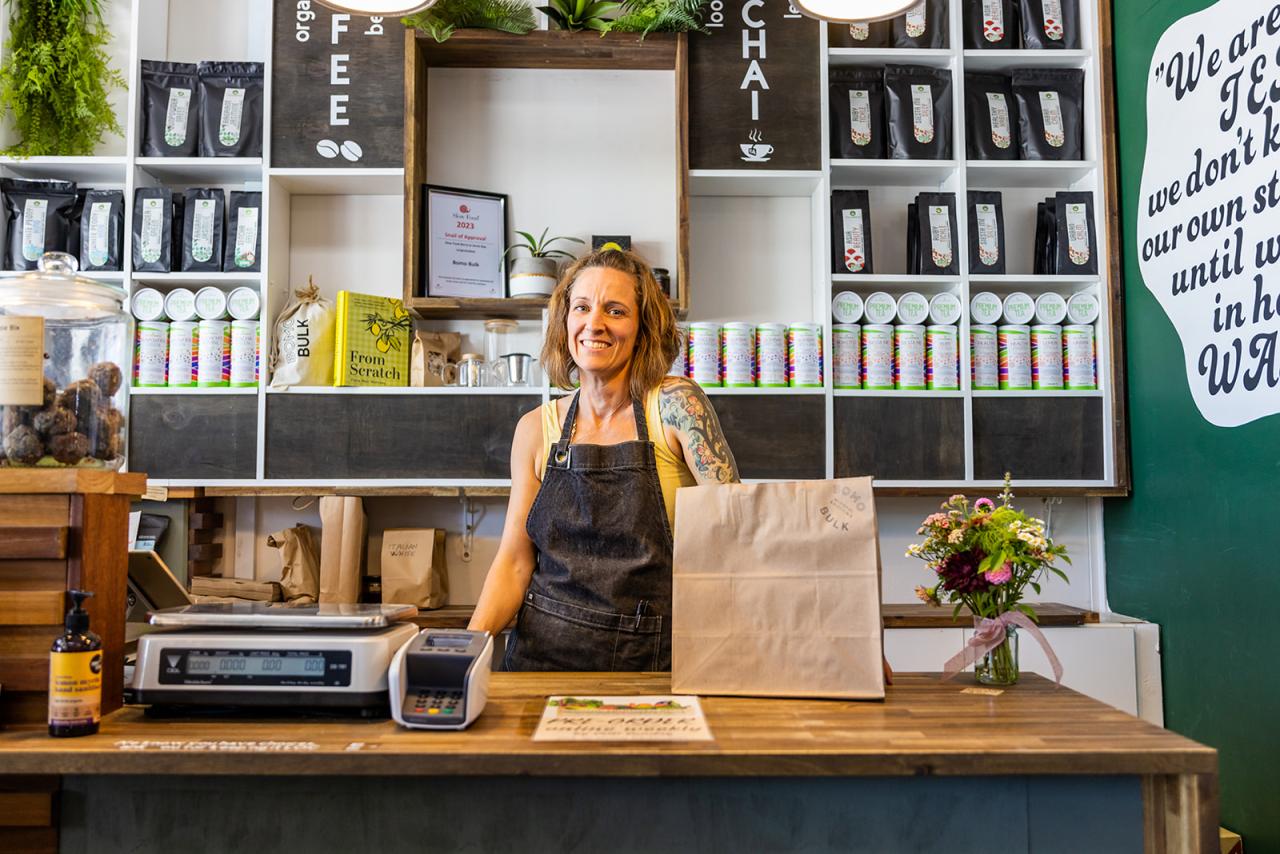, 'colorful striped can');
999,324,1032,390
722,322,756,387
756,323,788,387
833,323,861,389
1063,324,1097,389
197,320,231,387
163,288,197,322
1031,324,1064,389
894,325,926,390
688,321,722,387
230,320,260,387
926,325,958,390
167,321,199,388
971,325,999,390
134,321,169,387
862,324,894,390
788,323,823,387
